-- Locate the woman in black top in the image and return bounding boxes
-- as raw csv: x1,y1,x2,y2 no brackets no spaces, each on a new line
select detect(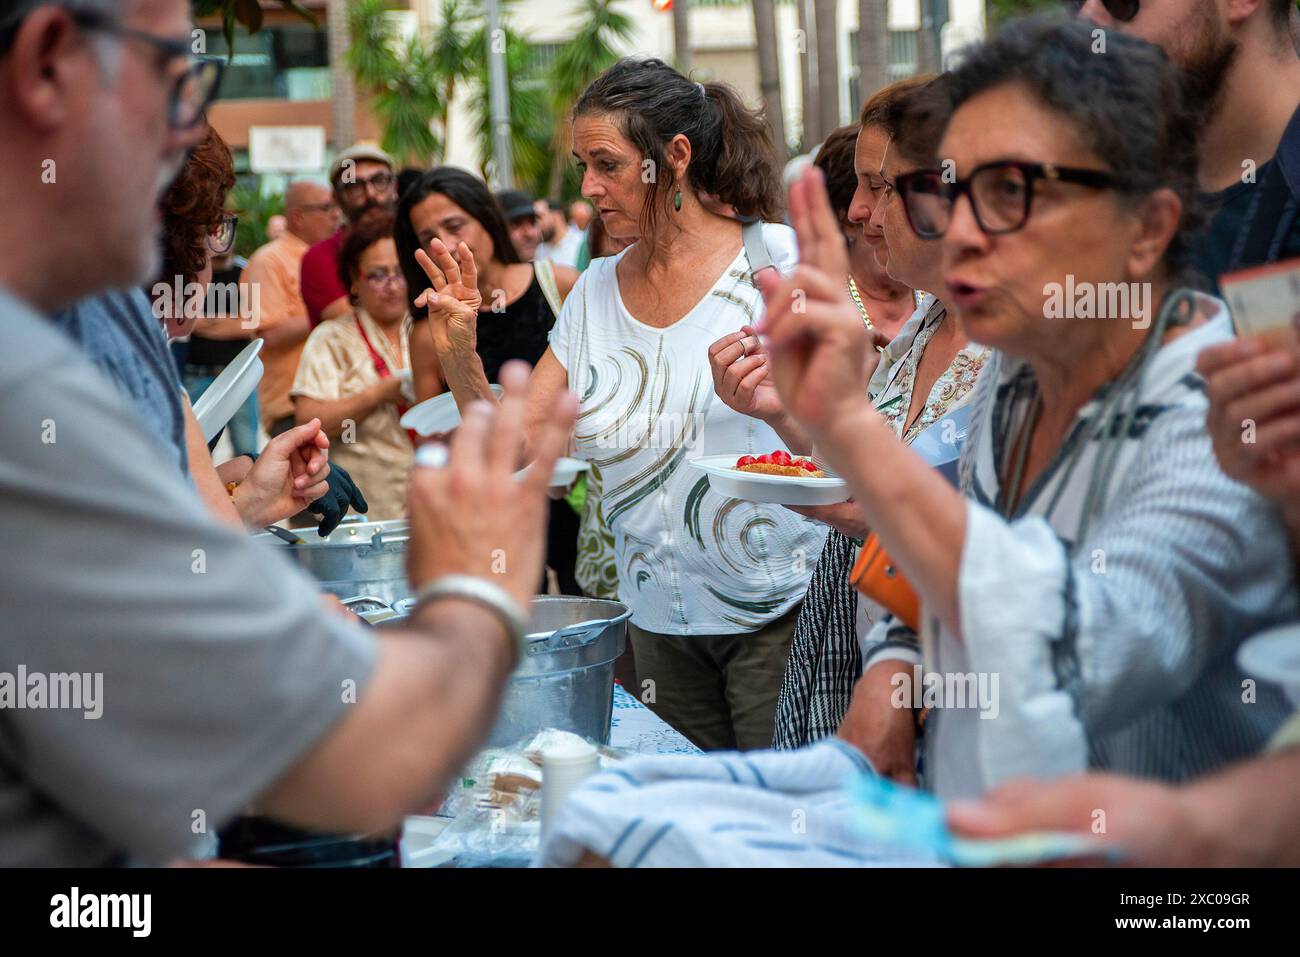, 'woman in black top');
396,168,577,394
395,168,582,593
